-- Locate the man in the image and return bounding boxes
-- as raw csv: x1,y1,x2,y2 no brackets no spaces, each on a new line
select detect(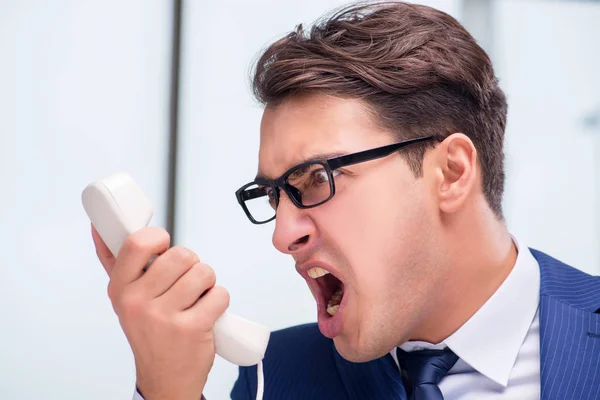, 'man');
92,2,600,399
